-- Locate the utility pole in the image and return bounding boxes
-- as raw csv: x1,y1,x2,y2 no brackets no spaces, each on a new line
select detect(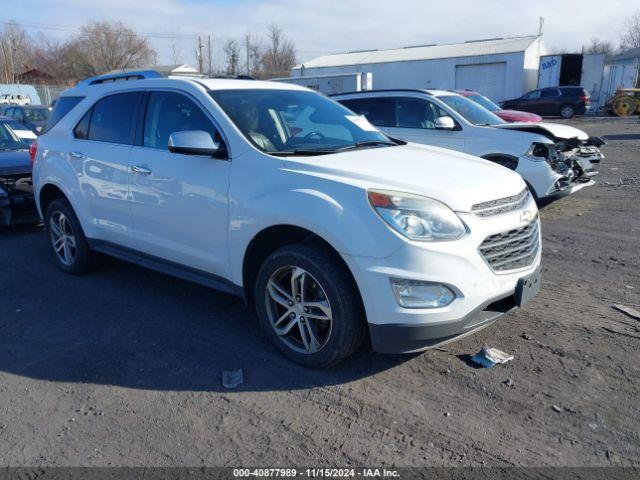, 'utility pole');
245,33,251,75
538,17,545,37
208,35,212,77
197,36,204,74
